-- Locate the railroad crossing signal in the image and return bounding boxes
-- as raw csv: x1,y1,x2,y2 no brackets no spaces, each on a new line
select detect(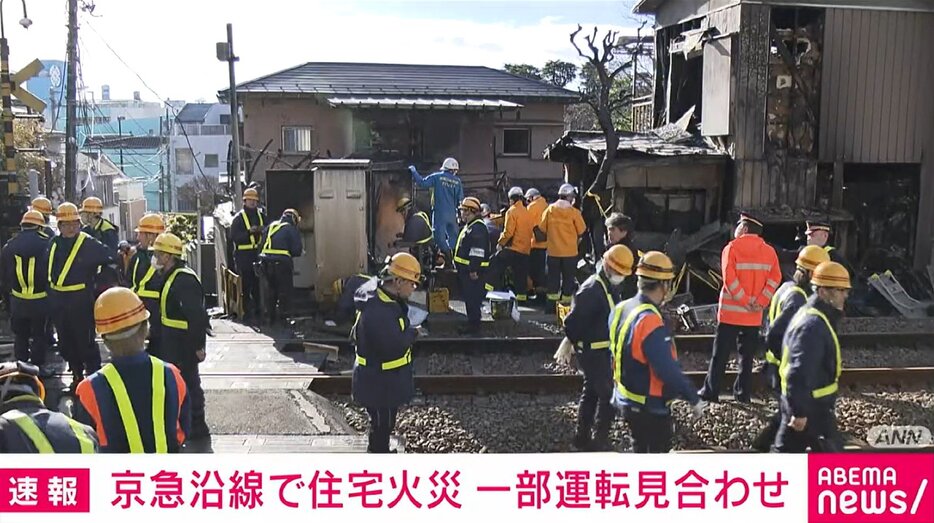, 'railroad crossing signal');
10,58,45,113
